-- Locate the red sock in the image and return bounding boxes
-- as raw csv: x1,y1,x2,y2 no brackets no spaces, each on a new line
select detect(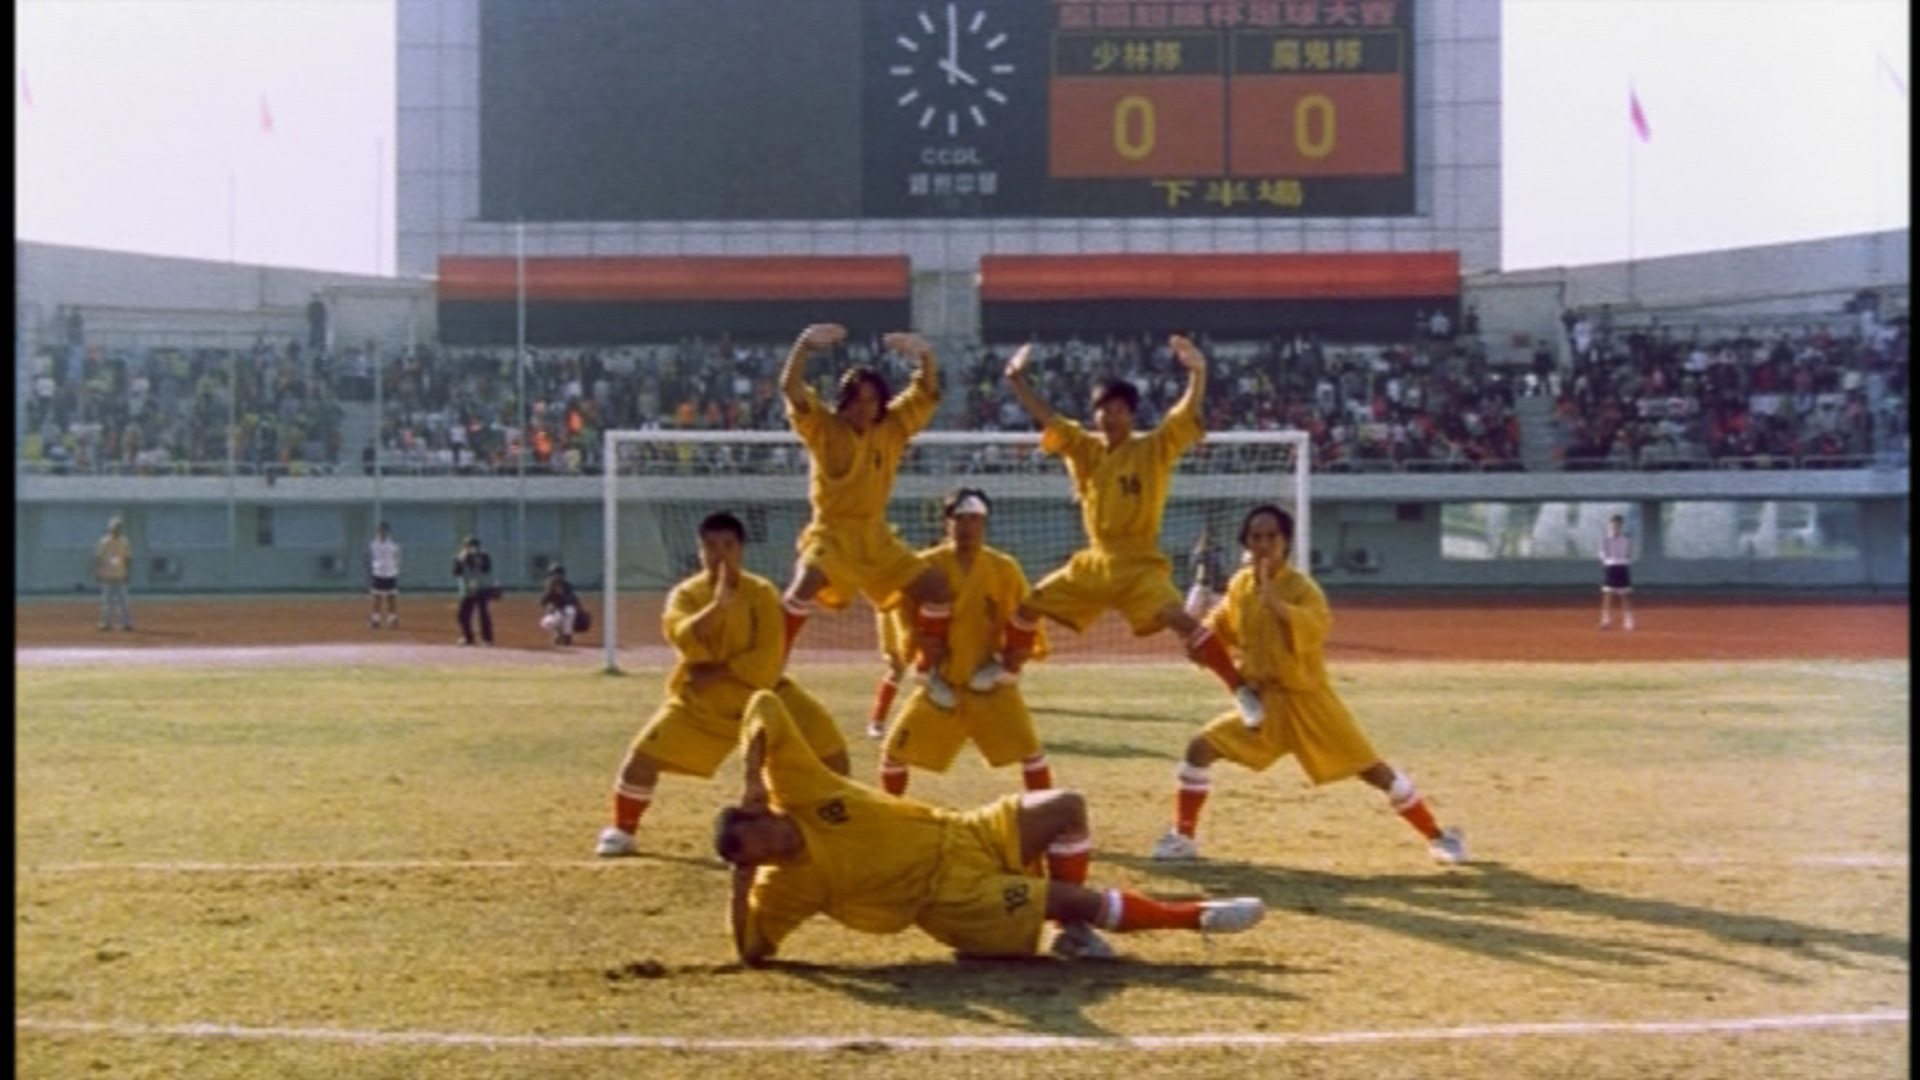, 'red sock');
611,782,652,834
1020,755,1053,791
878,760,909,796
1397,797,1441,840
1104,889,1203,932
1175,762,1211,837
1046,833,1091,886
1188,629,1242,692
869,675,900,729
782,607,808,658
